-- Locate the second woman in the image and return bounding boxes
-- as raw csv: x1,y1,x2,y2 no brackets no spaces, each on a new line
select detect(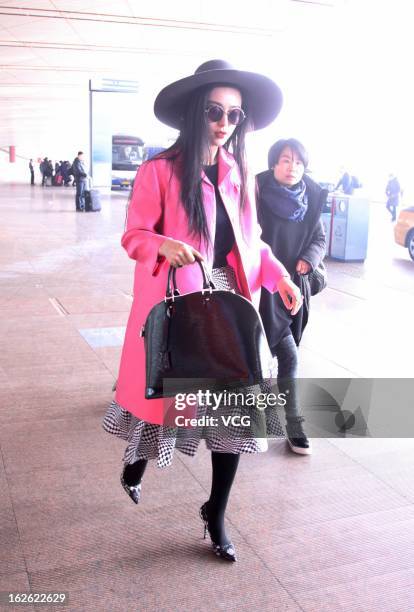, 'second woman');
257,138,327,455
